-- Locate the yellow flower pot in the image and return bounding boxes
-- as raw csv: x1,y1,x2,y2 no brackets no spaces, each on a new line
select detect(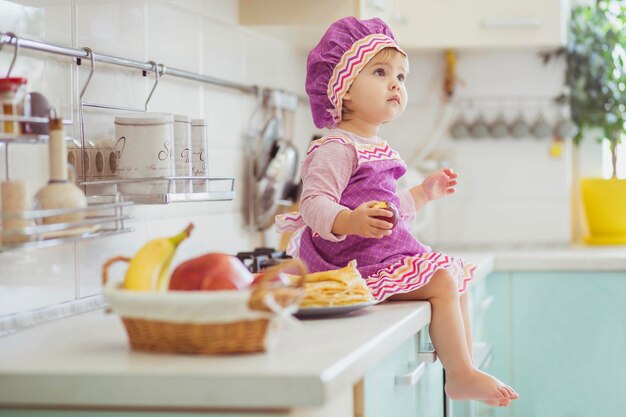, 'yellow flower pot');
581,178,626,244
